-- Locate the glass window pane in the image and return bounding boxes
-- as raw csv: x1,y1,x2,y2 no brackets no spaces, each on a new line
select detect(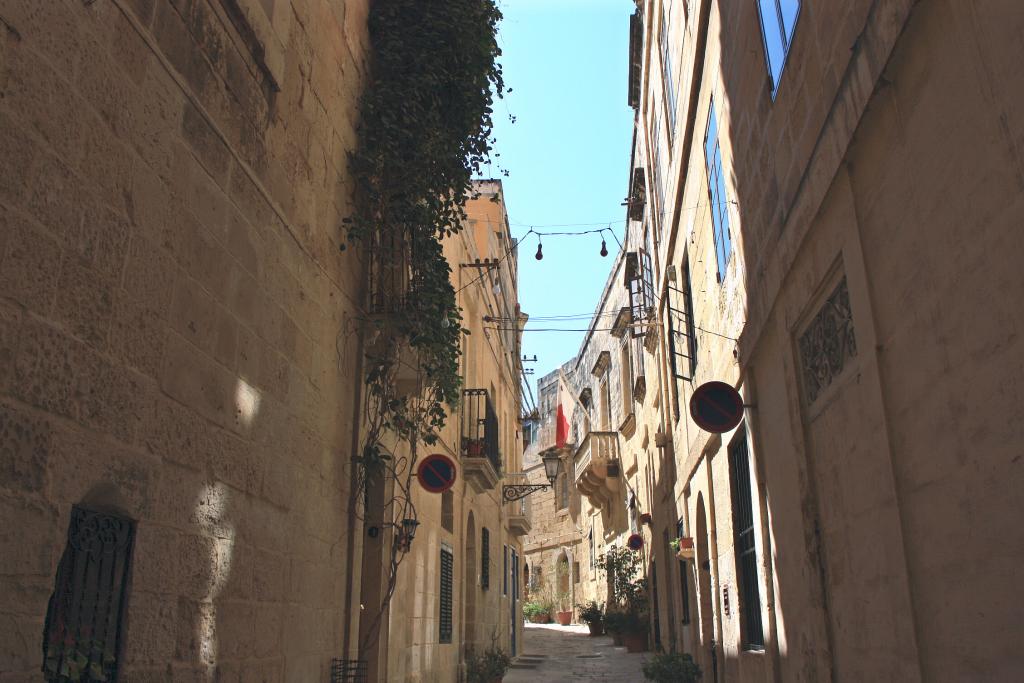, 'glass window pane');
705,104,717,157
780,0,800,41
758,0,785,86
